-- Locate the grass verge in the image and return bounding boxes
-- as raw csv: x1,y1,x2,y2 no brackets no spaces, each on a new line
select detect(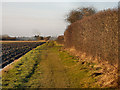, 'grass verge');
2,43,47,88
